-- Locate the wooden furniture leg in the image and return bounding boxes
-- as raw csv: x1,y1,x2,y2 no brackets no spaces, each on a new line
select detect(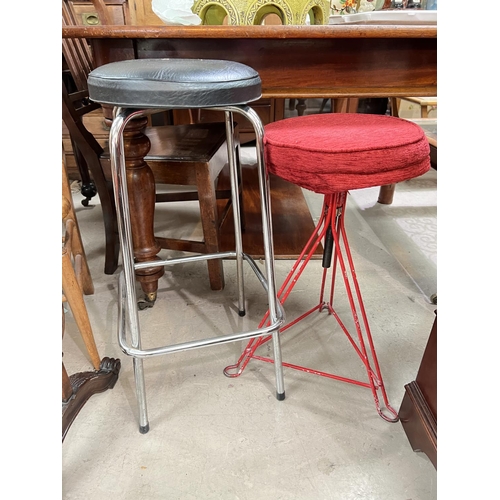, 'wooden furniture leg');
62,244,101,370
62,159,100,370
295,99,307,116
144,122,240,292
62,307,121,442
121,115,165,306
390,97,401,118
377,184,396,204
333,98,359,113
62,156,121,441
62,83,120,275
153,158,226,291
62,353,121,441
286,98,307,116
377,97,402,205
399,313,437,468
71,136,97,207
196,163,224,289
